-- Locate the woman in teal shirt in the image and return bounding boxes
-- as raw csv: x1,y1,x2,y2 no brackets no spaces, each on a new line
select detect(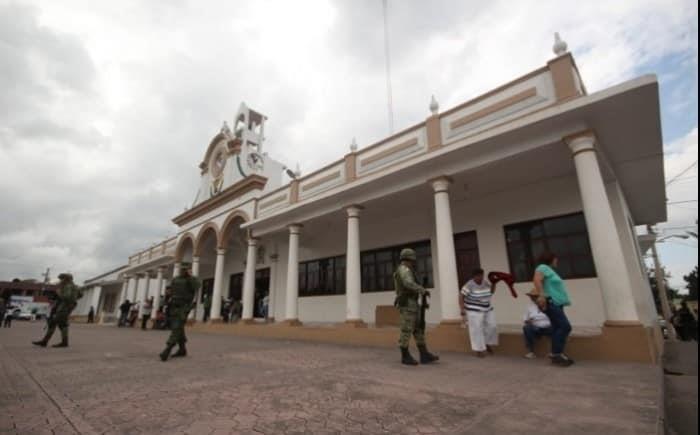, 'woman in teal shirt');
532,252,574,367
